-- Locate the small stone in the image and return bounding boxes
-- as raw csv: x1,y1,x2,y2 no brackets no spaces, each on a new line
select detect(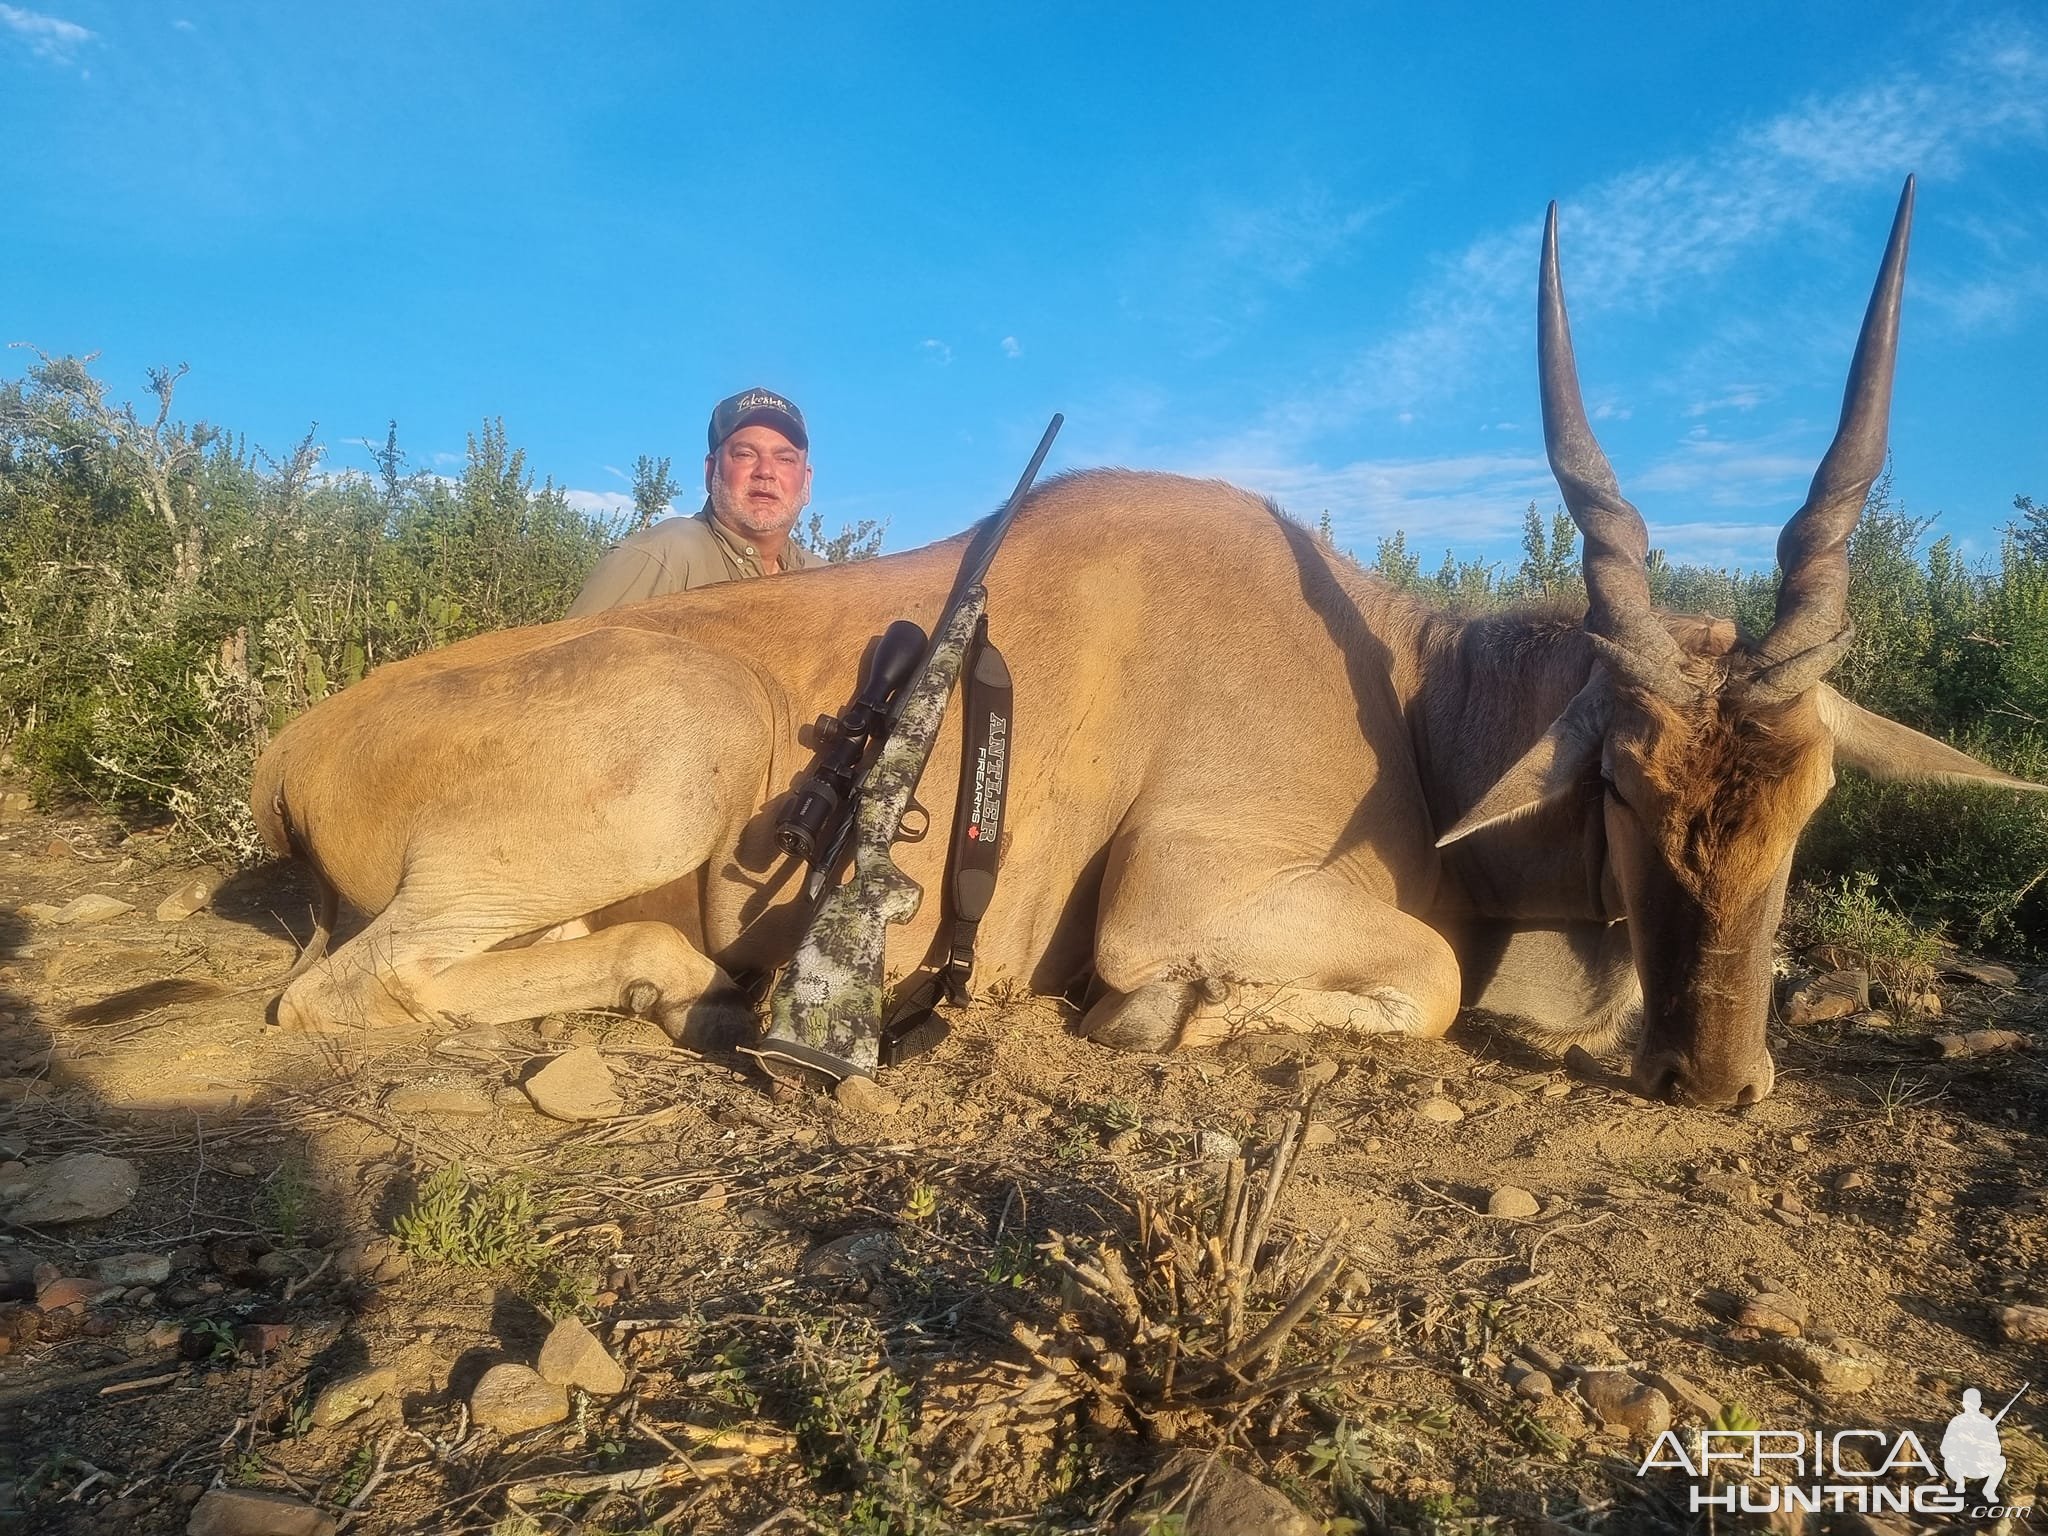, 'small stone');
1115,1451,1320,1536
186,1487,337,1536
333,1236,410,1283
1774,1190,1807,1216
1577,1371,1672,1439
0,1153,140,1225
1649,1369,1723,1423
144,1321,183,1350
1487,1185,1541,1220
1764,1337,1880,1394
1285,1058,1340,1092
801,1229,900,1279
256,1249,319,1280
522,1046,623,1122
1562,1044,1605,1080
1995,1304,2048,1345
49,892,135,925
1512,1368,1555,1400
36,1274,120,1310
1195,1129,1242,1161
1302,1121,1339,1150
1835,1169,1871,1193
1935,1029,2027,1059
383,1077,497,1117
1943,959,2019,987
225,1161,257,1178
154,869,226,923
832,1075,901,1118
1736,1292,1808,1337
537,1316,627,1396
1416,1097,1465,1124
1539,1080,1572,1098
470,1362,570,1434
1784,968,1868,1026
90,1252,171,1287
1788,1133,1812,1154
309,1364,397,1428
